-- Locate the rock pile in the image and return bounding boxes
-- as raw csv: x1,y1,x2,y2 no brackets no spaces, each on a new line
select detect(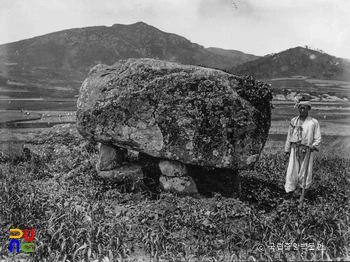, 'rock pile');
77,58,272,196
